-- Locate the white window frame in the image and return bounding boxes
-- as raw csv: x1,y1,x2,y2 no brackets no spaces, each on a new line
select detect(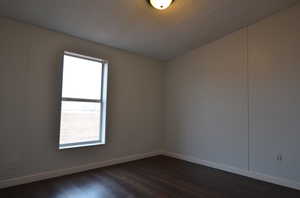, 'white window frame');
59,51,108,149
